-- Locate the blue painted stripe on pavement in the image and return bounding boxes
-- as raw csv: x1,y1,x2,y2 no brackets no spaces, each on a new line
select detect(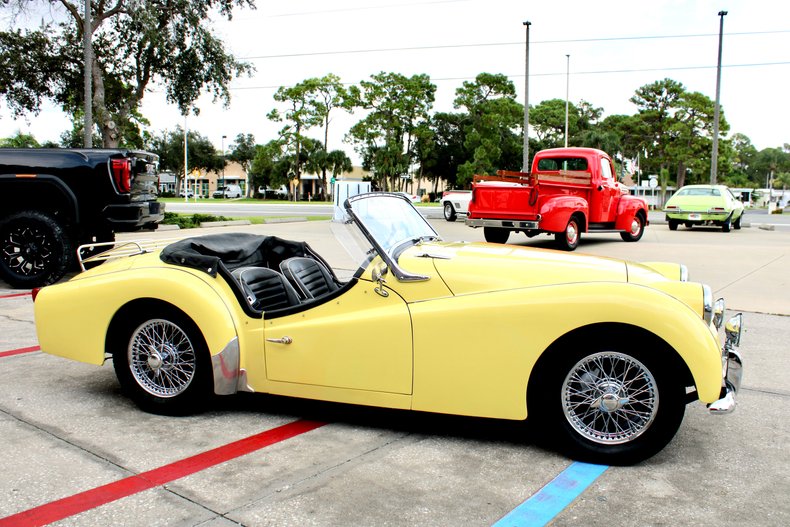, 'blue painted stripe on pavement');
492,462,609,527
